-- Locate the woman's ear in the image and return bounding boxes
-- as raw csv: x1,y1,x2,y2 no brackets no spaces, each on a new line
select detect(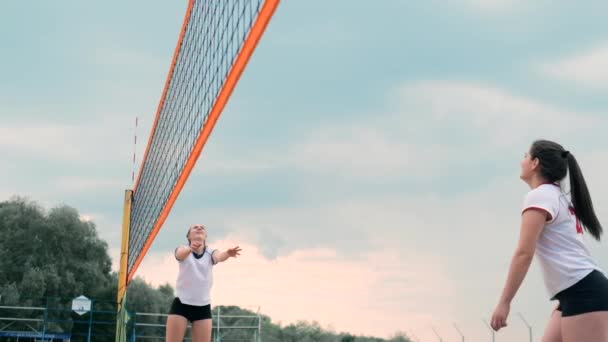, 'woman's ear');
531,157,540,170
